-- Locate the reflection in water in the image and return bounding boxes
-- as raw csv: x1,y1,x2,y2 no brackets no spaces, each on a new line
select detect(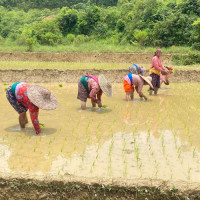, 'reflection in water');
0,83,200,182
50,131,200,182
